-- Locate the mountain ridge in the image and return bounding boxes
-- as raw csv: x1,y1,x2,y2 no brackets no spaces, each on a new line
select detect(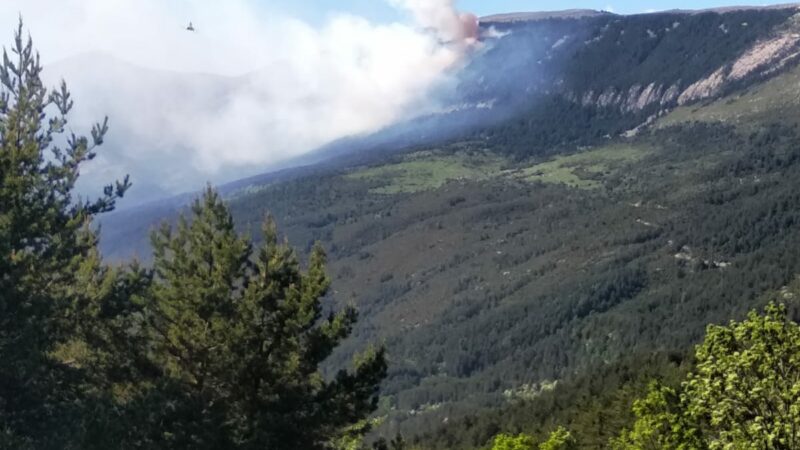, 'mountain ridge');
481,3,800,24
480,9,613,23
